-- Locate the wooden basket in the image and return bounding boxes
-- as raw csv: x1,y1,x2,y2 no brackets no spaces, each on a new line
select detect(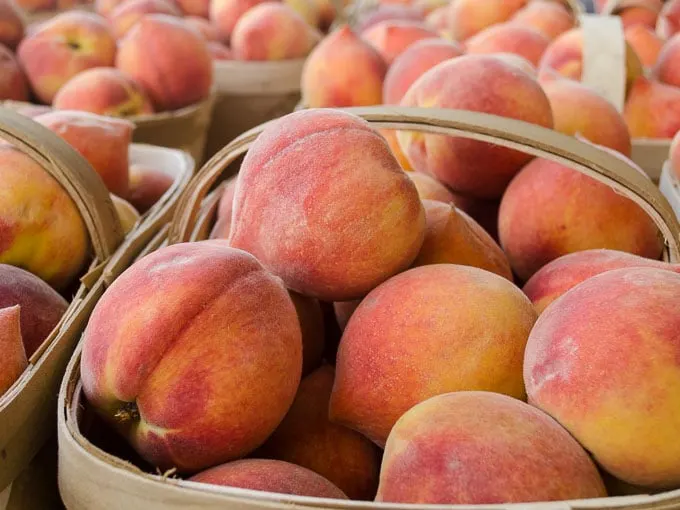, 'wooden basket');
0,108,196,509
58,106,680,510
